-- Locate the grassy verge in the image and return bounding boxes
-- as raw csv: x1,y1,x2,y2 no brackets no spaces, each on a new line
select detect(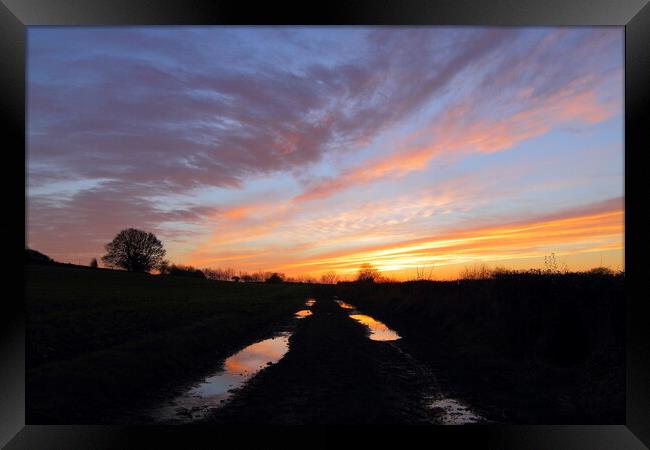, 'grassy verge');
332,272,625,423
26,264,311,423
